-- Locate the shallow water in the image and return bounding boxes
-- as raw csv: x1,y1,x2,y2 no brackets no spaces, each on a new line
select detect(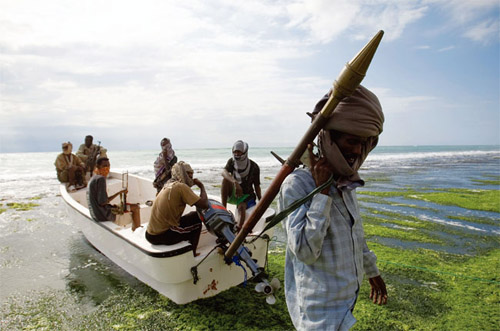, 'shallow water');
0,145,499,308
